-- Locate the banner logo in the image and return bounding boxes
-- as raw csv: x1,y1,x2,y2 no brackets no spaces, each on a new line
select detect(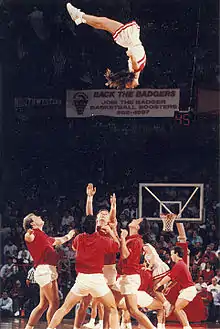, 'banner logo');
72,92,89,115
